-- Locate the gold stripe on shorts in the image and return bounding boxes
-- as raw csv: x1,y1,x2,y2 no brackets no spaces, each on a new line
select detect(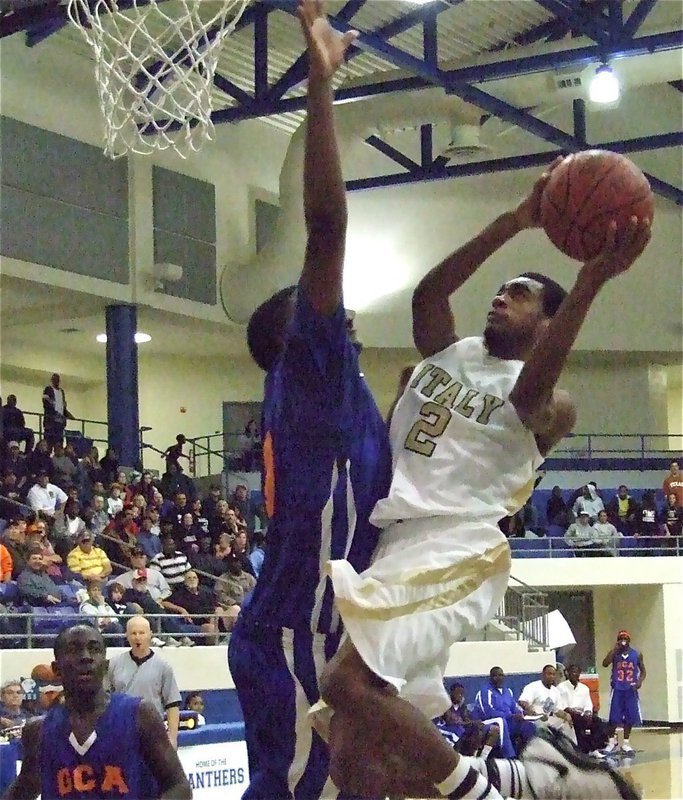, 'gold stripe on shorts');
333,541,511,622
